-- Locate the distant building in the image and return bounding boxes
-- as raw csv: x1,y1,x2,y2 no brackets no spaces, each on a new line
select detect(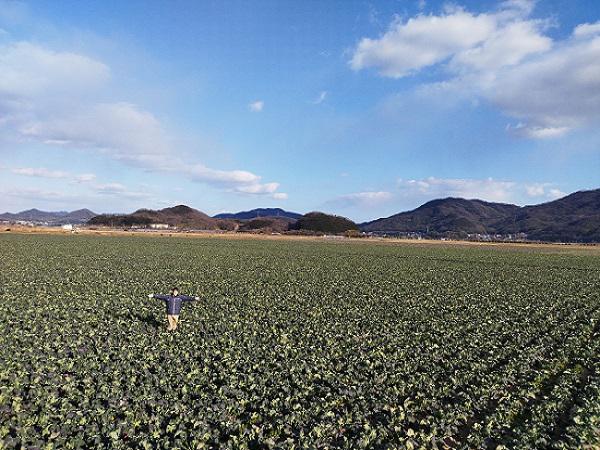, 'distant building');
62,224,74,231
150,223,170,229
